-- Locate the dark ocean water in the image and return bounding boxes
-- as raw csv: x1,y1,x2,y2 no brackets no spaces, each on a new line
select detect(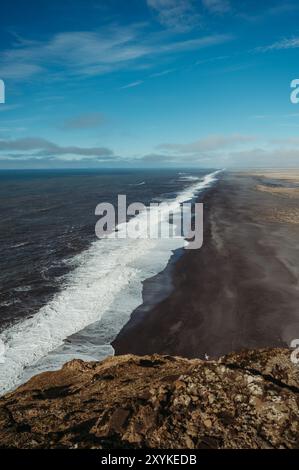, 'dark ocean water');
0,168,218,393
0,169,203,328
